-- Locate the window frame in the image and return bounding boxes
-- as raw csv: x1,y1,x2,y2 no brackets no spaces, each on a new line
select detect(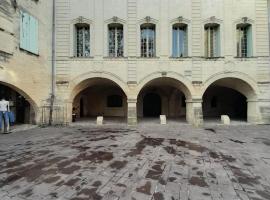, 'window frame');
75,23,90,58
204,23,220,58
70,17,93,58
172,23,188,58
140,23,156,58
236,23,252,58
108,23,124,57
